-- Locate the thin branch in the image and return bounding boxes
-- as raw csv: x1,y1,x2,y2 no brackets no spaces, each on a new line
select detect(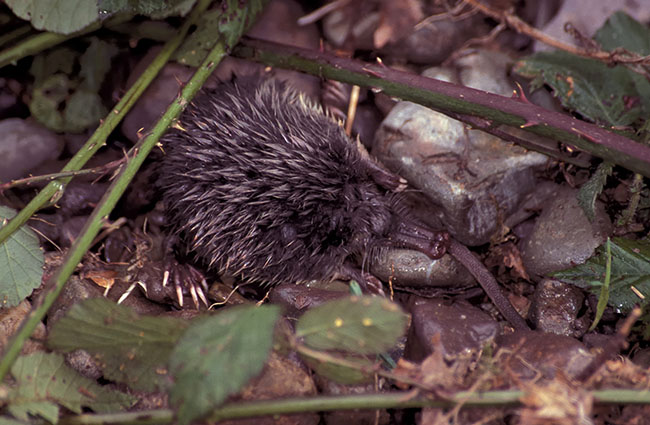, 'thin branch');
232,37,650,177
0,158,125,192
463,0,650,71
57,389,650,424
